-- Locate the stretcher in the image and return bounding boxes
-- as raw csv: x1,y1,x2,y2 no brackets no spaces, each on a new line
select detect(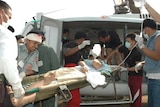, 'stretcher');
21,66,120,102
22,67,89,102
